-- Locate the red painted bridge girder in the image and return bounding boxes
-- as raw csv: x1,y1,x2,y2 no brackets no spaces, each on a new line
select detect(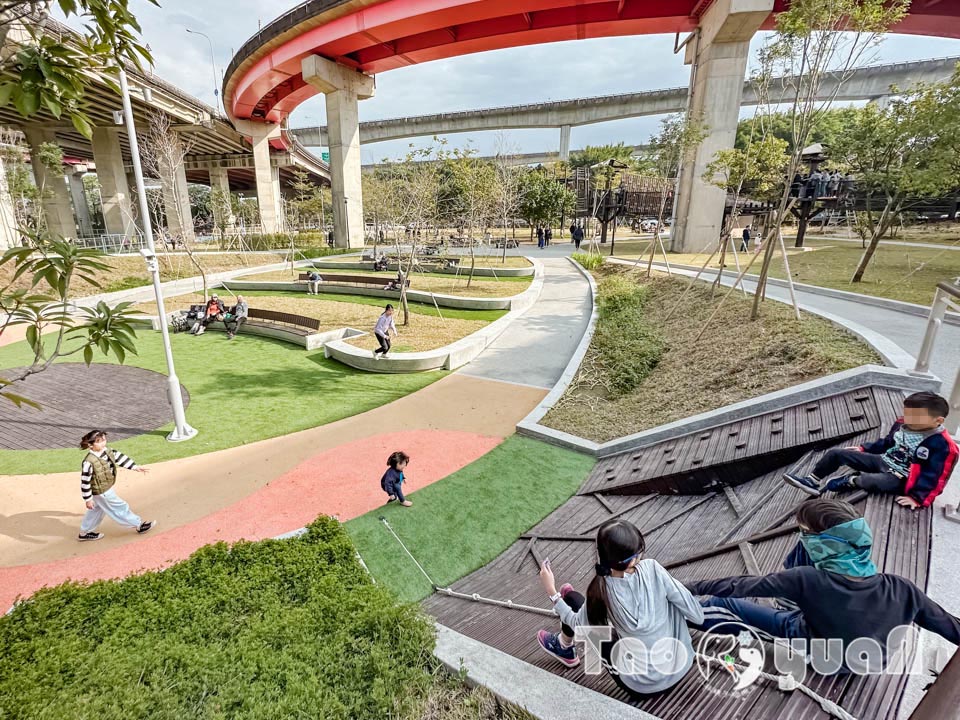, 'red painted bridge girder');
224,0,960,128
